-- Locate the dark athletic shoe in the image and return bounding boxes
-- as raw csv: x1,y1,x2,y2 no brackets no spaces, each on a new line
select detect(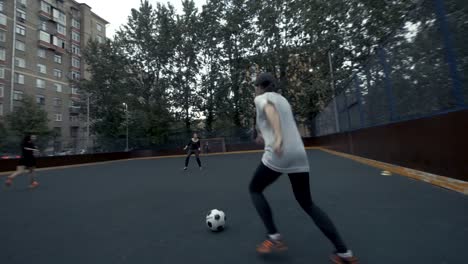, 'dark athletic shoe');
256,238,288,254
4,178,13,187
330,251,359,264
183,167,187,171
